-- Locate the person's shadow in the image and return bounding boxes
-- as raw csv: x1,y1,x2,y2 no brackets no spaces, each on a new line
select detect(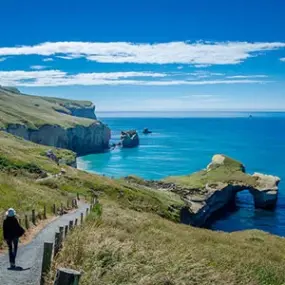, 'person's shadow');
7,266,31,271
